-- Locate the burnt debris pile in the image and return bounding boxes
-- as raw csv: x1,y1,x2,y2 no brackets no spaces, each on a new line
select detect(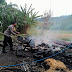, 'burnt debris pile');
0,36,72,72
15,36,72,71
